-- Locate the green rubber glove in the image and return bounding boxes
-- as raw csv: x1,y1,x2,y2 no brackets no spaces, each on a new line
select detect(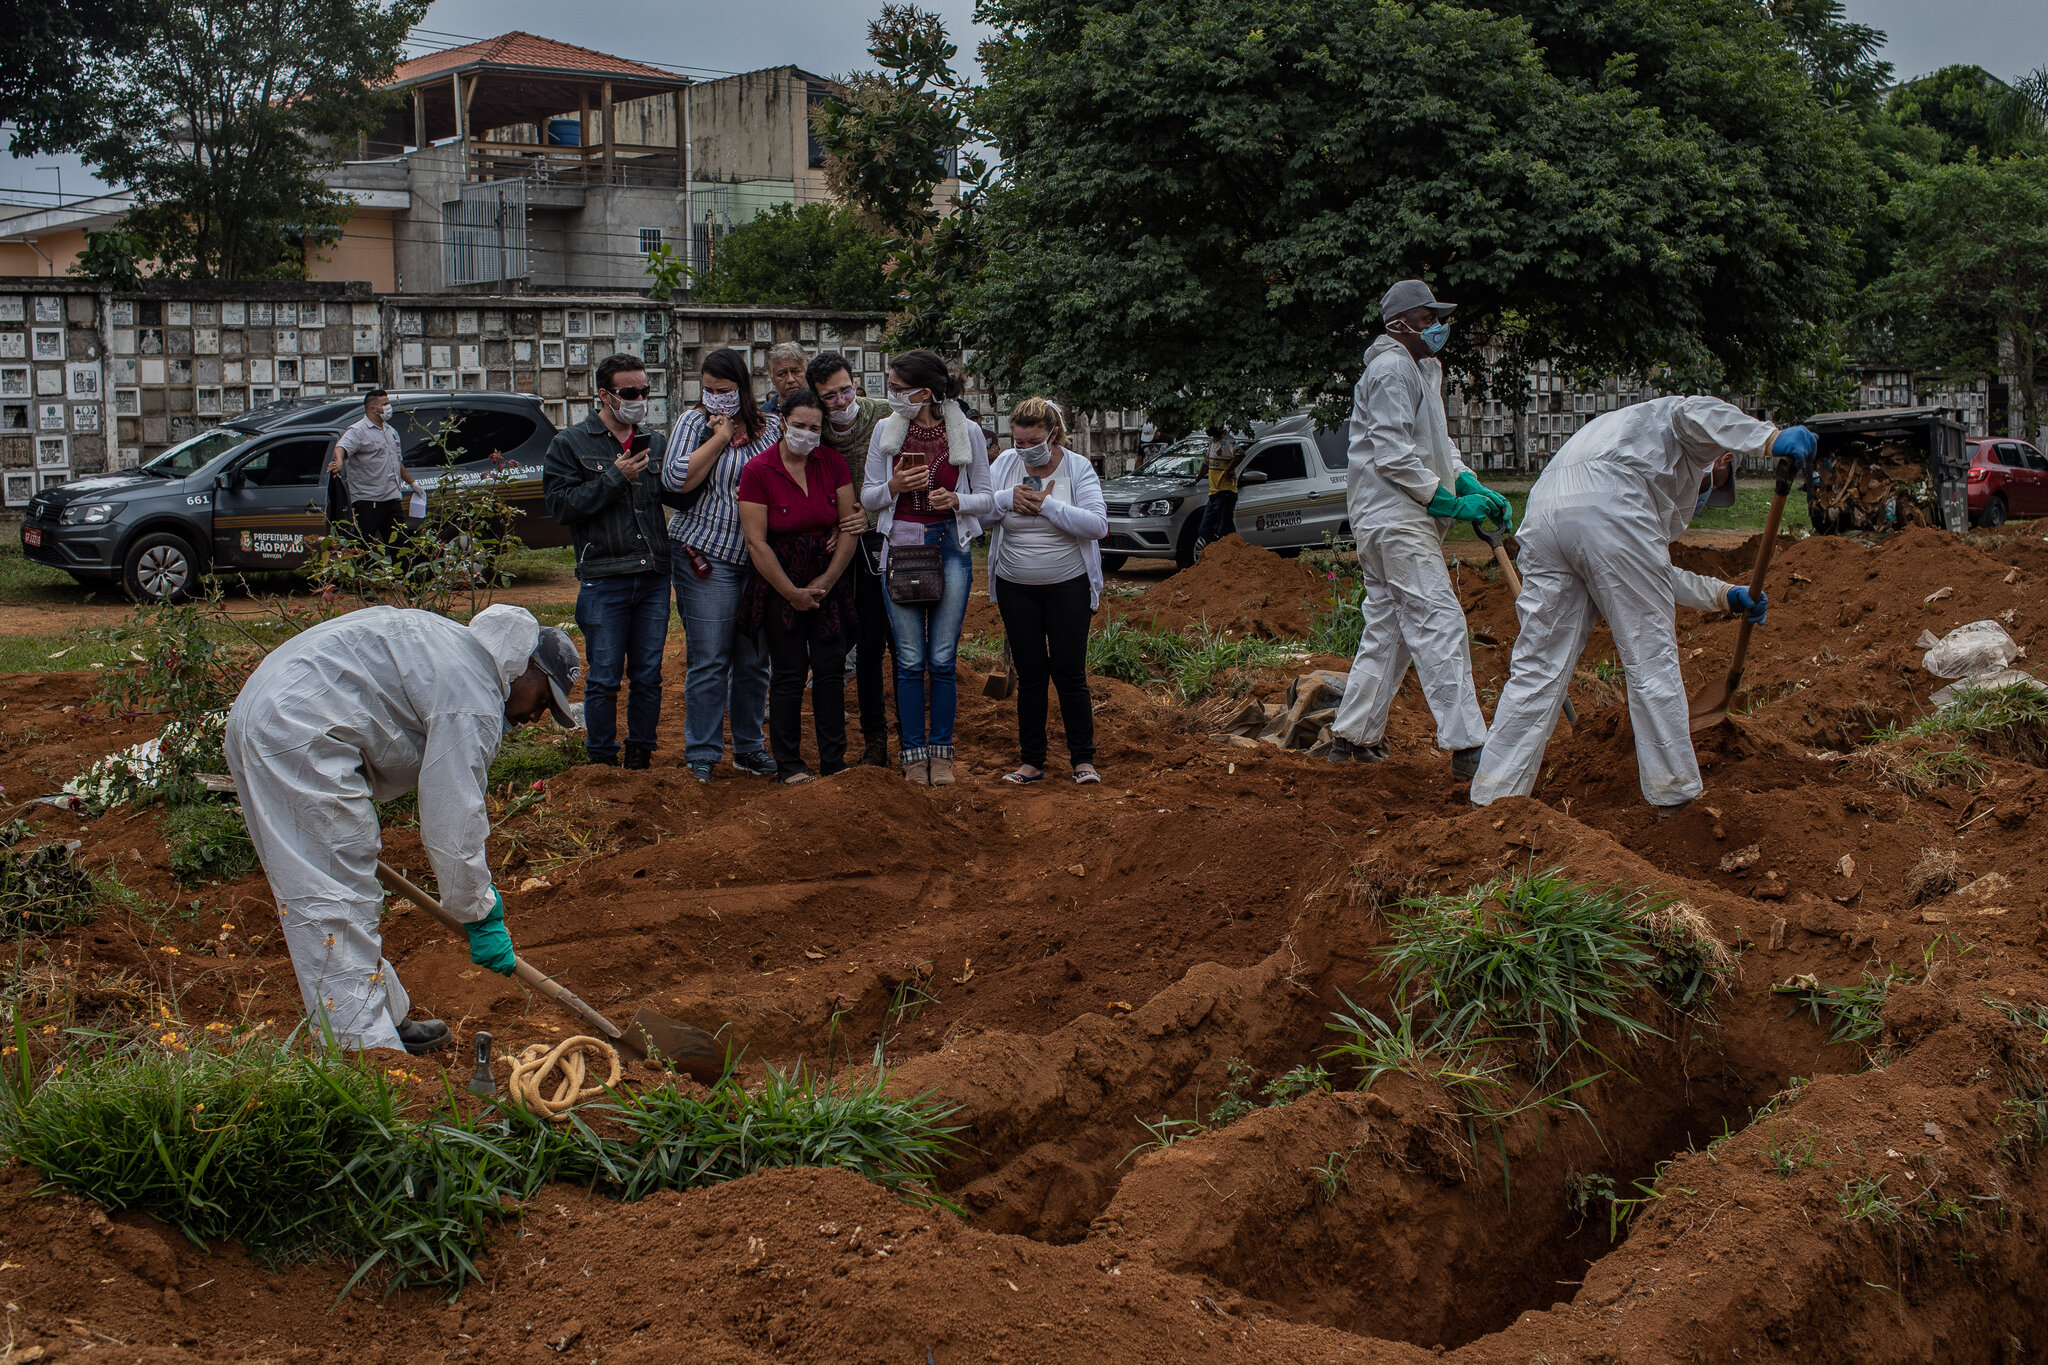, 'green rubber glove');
464,888,517,976
1426,484,1493,524
1455,471,1513,531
